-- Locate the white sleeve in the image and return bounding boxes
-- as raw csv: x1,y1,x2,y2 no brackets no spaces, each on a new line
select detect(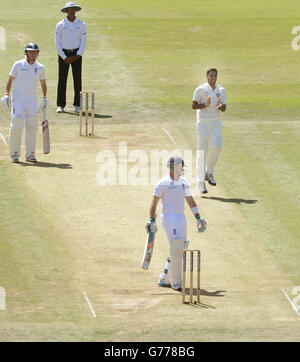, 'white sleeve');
221,88,227,104
55,23,66,59
193,87,202,103
184,182,192,197
39,66,46,81
153,181,163,198
77,22,87,56
9,62,18,78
